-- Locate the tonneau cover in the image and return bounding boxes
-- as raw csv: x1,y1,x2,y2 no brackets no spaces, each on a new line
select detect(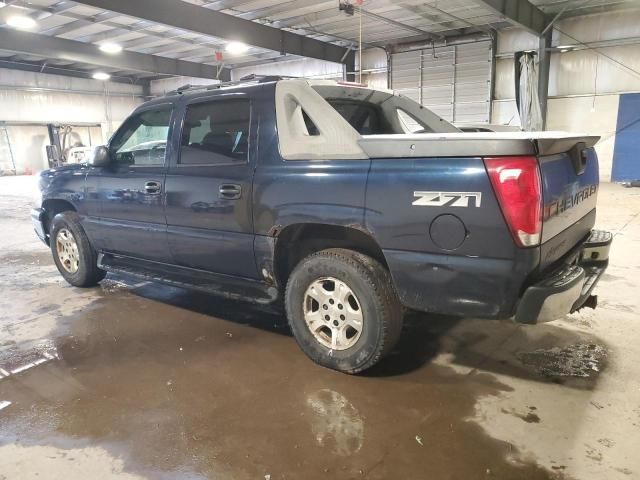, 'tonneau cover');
359,132,600,159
